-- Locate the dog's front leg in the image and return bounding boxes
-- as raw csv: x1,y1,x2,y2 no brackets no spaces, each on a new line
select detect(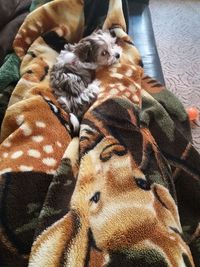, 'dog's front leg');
81,80,100,102
77,80,100,116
